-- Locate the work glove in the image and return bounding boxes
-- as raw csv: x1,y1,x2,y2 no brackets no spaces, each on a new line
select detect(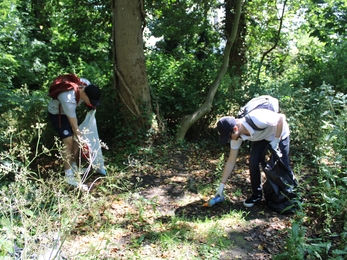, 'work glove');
270,138,280,150
270,138,282,157
215,183,225,197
